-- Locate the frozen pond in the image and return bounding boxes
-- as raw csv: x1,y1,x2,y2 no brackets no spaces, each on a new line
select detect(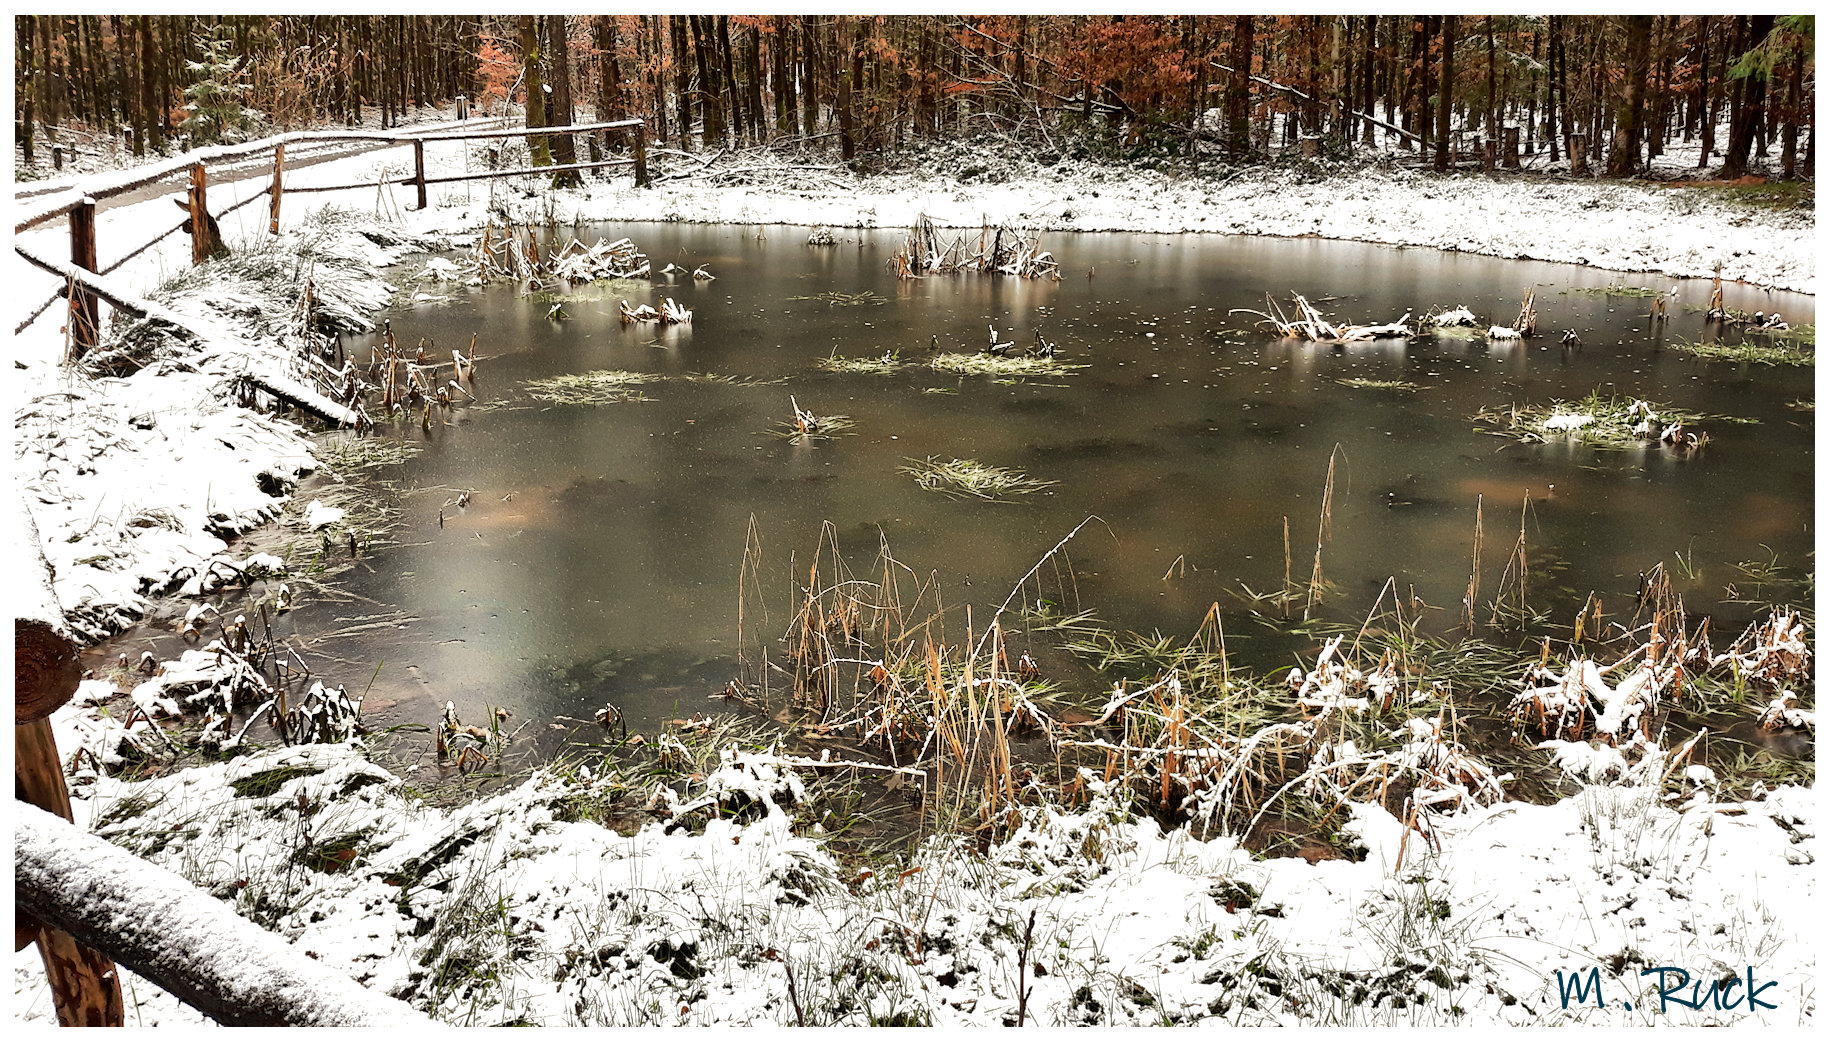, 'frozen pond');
273,224,1813,733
